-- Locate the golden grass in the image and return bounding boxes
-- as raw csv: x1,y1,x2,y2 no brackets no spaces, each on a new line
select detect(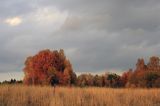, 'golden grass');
0,85,160,106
